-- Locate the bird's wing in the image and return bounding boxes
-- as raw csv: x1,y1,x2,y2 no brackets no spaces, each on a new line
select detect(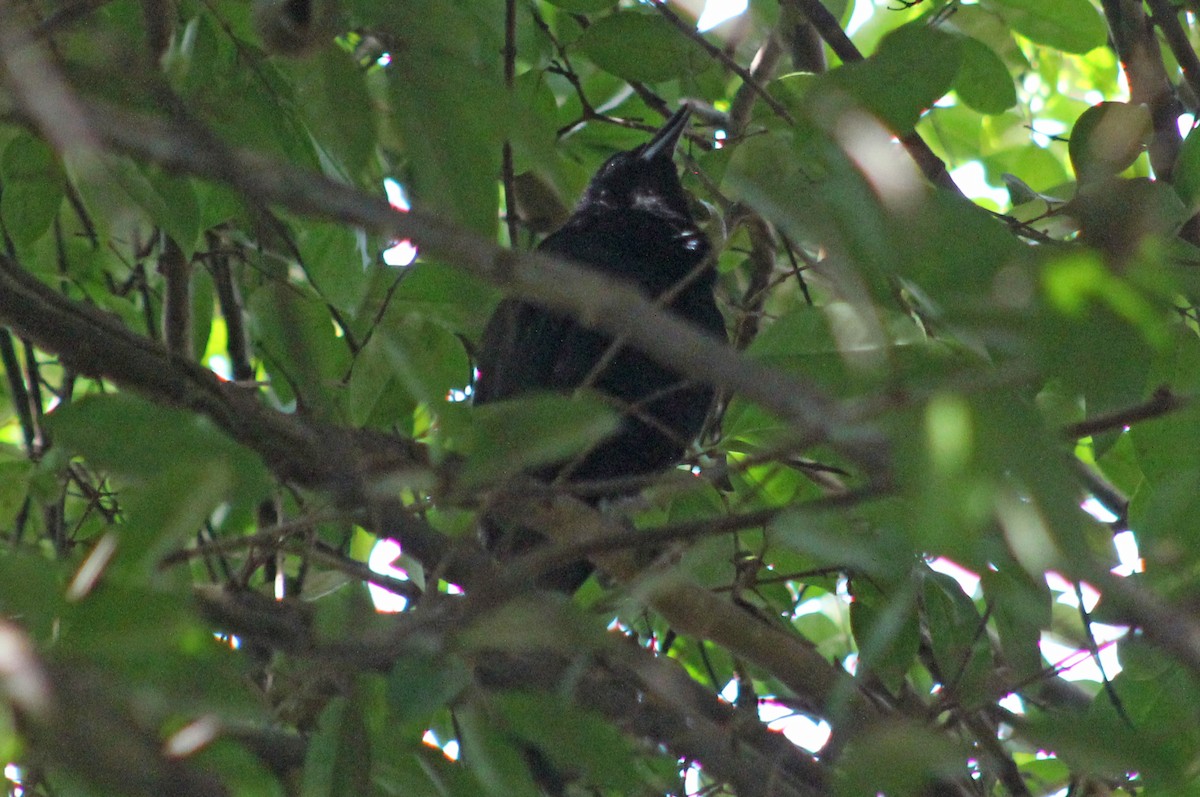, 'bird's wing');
475,296,613,400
